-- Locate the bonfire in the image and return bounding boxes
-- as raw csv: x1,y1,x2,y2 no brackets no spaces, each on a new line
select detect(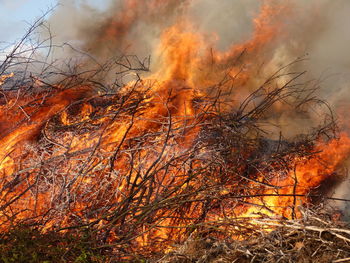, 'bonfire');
0,0,350,262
